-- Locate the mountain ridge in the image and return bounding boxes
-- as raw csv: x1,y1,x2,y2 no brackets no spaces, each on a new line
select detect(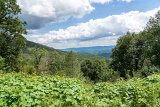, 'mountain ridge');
62,46,114,57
